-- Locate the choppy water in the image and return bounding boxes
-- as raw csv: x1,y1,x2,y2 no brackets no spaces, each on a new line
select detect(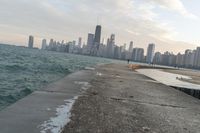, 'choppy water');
0,44,110,111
